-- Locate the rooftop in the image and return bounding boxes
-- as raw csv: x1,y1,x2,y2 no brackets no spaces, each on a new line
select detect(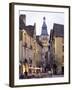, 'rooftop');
25,25,35,37
19,15,26,30
53,23,64,37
